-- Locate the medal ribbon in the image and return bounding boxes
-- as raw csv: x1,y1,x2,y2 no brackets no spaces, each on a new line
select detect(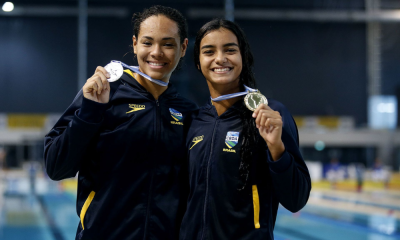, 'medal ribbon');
112,60,168,87
211,85,258,102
